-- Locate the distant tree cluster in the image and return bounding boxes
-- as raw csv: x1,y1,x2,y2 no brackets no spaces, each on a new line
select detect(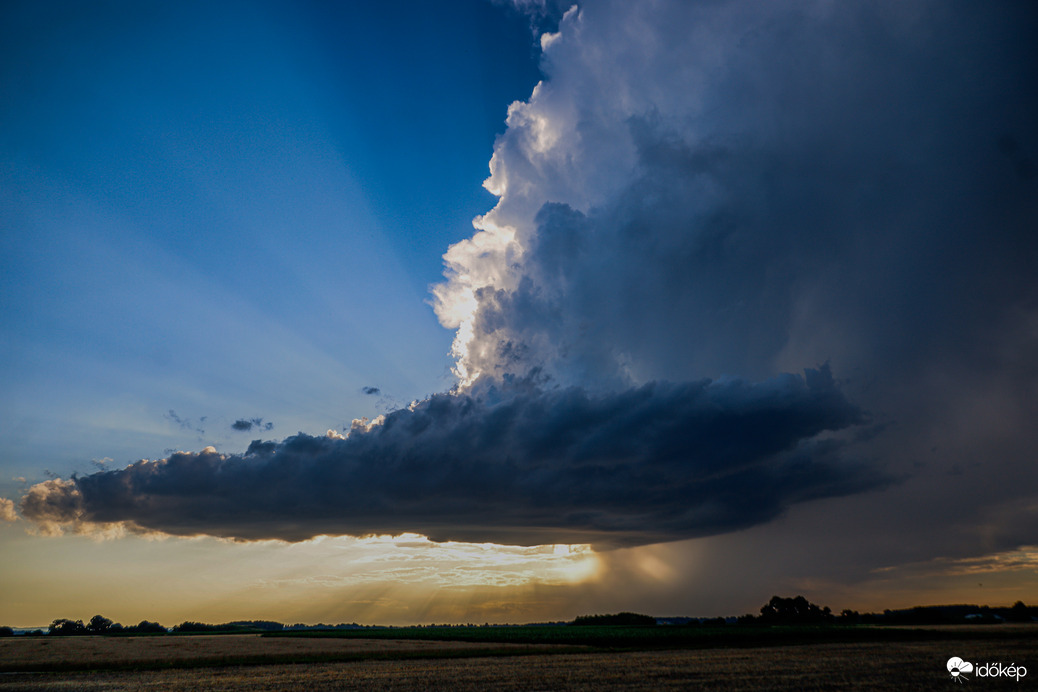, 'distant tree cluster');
757,595,834,625
284,622,382,630
171,621,221,633
570,612,657,627
47,618,90,636
734,598,1037,627
172,620,285,633
858,601,1035,625
1008,601,1036,622
46,616,166,636
87,615,114,633
33,616,305,637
